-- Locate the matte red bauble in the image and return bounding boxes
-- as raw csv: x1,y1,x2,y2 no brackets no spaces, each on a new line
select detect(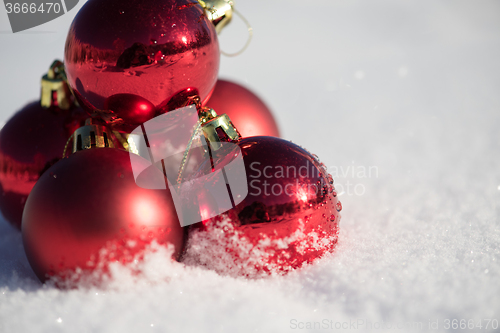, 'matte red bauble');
64,0,220,120
184,136,340,277
205,80,280,137
0,101,86,229
22,148,184,283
